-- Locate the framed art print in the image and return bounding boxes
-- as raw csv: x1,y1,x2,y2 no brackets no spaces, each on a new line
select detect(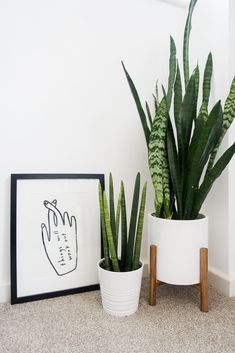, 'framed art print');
11,173,104,304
